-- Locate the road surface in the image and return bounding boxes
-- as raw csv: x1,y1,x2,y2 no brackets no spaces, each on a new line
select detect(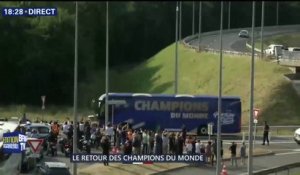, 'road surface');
154,140,300,175
14,137,299,175
188,25,300,53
